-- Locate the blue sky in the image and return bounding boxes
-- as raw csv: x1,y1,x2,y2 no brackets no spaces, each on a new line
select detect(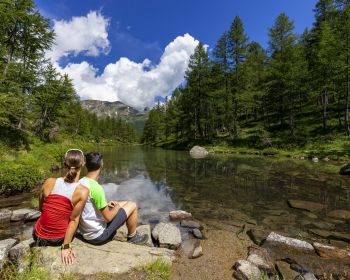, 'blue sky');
36,0,318,109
